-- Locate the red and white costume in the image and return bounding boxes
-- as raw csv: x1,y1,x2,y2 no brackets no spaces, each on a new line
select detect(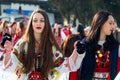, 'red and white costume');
0,38,85,80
